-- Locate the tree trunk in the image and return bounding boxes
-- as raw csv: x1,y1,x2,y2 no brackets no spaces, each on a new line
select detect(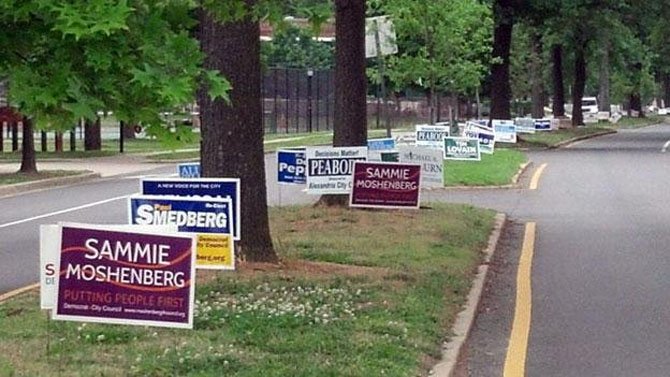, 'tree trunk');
317,0,367,207
19,117,37,173
551,44,566,117
598,37,610,113
629,93,642,117
122,122,136,139
84,117,102,151
55,132,63,152
662,73,670,109
197,2,277,263
530,30,544,118
490,0,515,120
572,42,587,127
